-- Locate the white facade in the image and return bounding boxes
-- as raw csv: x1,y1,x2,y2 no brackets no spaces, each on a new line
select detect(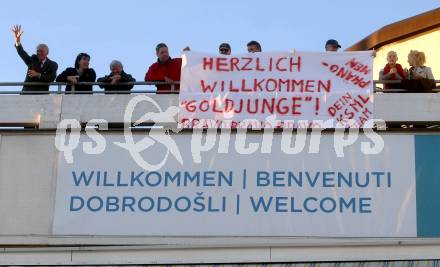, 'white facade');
0,94,439,264
0,133,439,265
